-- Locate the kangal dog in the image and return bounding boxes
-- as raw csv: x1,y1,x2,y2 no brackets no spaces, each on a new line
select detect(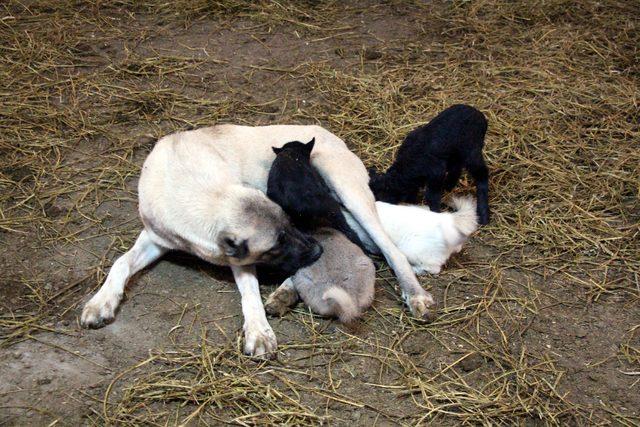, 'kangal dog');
80,124,435,358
